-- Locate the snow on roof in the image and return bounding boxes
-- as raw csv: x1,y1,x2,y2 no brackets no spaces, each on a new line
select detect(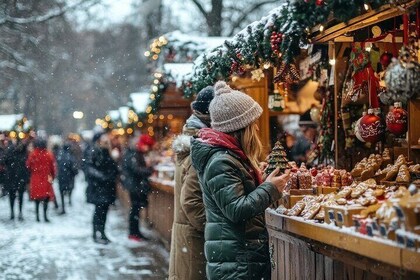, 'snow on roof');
129,92,150,113
118,106,130,124
108,110,120,121
0,114,23,131
165,30,228,52
163,63,194,86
